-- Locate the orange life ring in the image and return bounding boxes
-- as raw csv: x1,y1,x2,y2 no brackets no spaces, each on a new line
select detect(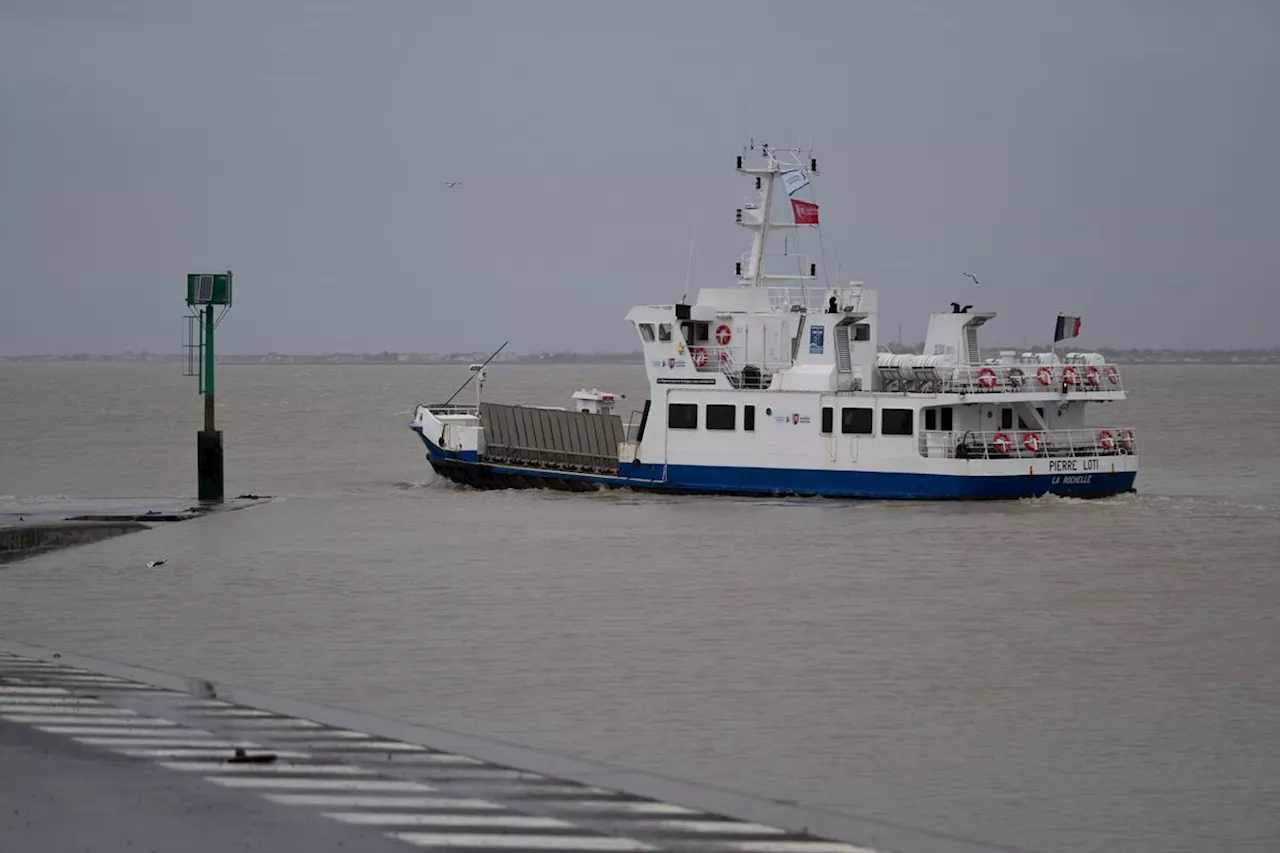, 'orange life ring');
1084,365,1101,386
1097,429,1116,451
977,366,998,389
715,324,732,346
991,431,1012,454
1120,428,1136,451
1036,366,1054,386
1062,366,1079,386
1022,431,1042,453
1008,367,1026,388
690,346,709,367
1105,365,1121,385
